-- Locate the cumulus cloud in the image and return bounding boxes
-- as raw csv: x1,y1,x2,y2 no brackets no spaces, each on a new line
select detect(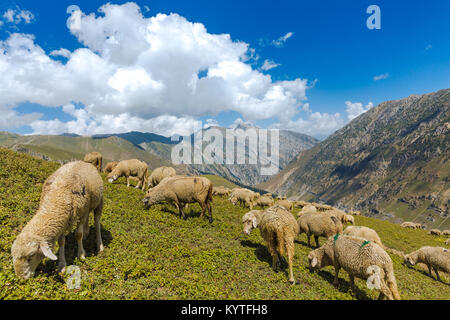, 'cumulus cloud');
0,3,308,136
271,32,294,47
261,59,280,71
373,73,389,81
345,101,374,121
2,7,34,24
